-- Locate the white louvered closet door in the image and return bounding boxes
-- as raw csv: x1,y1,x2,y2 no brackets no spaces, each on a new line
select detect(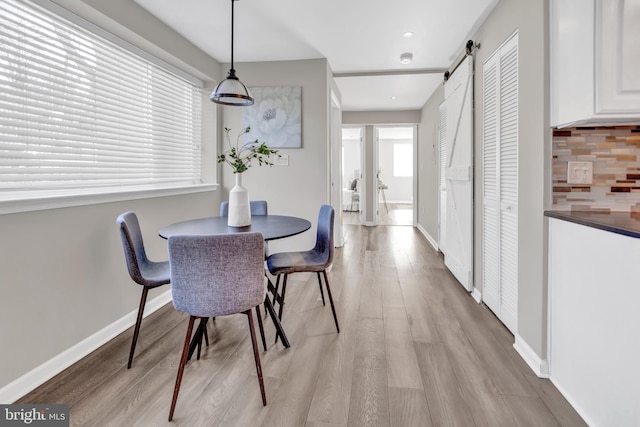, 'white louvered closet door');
482,33,519,334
